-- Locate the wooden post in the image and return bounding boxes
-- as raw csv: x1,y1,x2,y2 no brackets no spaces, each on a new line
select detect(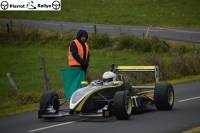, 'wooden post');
94,24,97,46
6,23,9,33
94,24,97,36
119,26,122,35
6,72,19,94
145,27,150,38
10,20,13,33
60,24,63,39
40,56,51,91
